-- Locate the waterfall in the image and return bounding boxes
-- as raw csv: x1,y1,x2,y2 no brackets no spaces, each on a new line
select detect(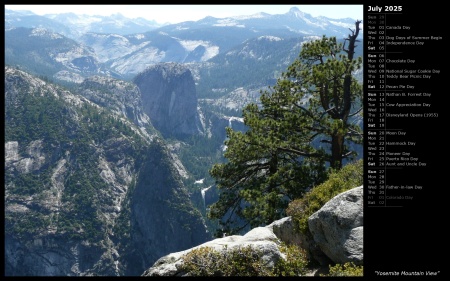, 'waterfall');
228,116,244,128
201,186,212,209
